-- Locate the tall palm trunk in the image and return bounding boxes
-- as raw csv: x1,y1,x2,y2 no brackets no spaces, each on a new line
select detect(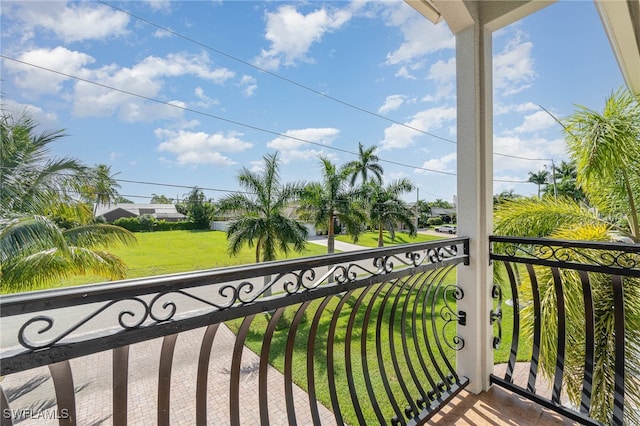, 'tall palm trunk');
327,213,335,254
255,237,262,263
378,223,384,247
621,168,640,237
